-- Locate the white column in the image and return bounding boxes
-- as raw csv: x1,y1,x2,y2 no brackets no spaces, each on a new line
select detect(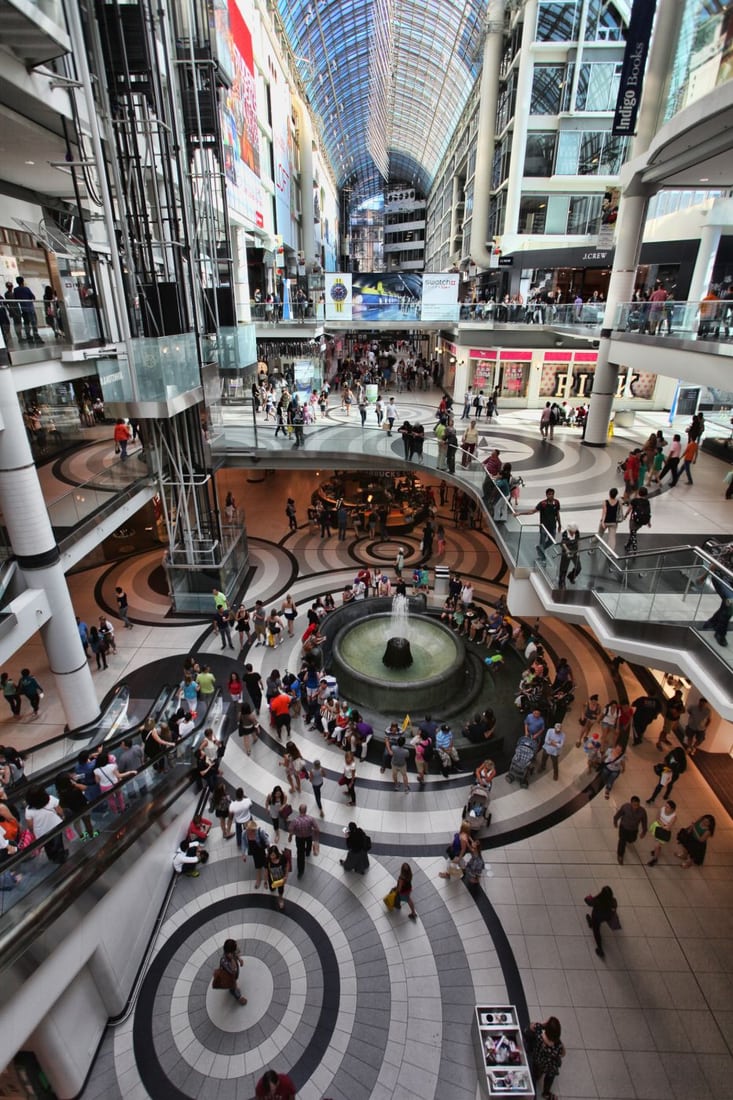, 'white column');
585,0,685,446
585,193,648,445
501,0,538,238
469,0,508,267
0,352,100,729
687,197,733,302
